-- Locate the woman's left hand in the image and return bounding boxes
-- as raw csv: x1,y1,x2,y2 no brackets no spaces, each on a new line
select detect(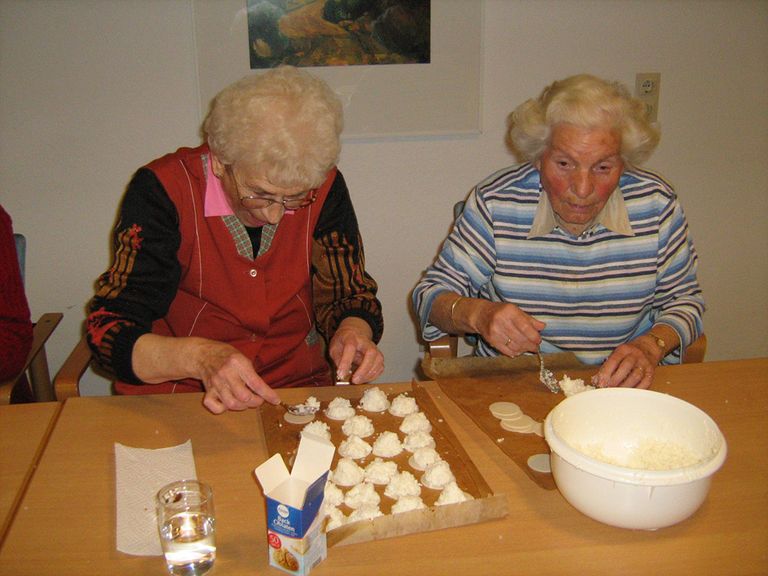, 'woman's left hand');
594,336,662,389
328,317,384,384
